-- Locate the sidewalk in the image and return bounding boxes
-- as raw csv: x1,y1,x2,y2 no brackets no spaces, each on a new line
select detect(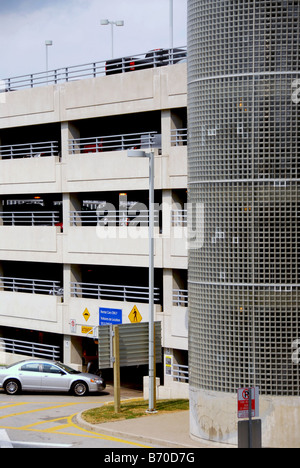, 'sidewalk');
75,409,234,449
